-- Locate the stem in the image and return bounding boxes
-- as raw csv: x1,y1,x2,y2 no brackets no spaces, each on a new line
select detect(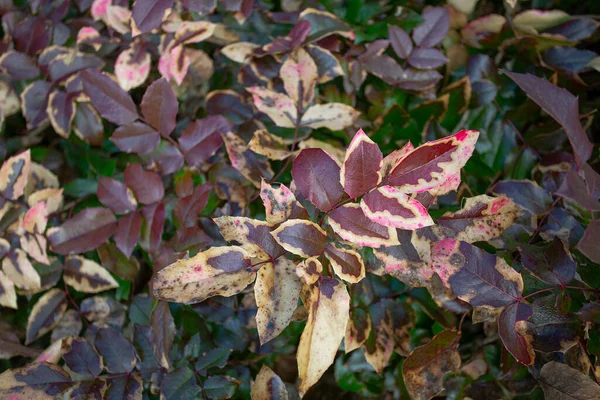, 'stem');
458,312,468,333
522,285,599,300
